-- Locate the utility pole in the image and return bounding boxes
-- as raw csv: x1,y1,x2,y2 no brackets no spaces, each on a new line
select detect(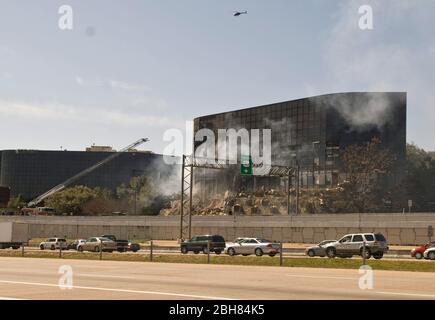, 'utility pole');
295,161,300,215
287,173,291,215
291,153,300,215
312,141,320,188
